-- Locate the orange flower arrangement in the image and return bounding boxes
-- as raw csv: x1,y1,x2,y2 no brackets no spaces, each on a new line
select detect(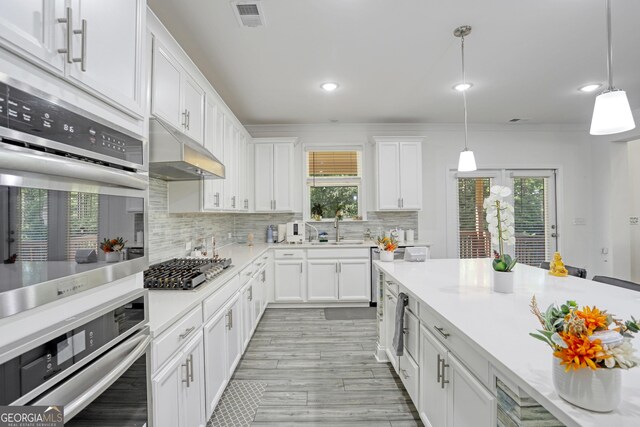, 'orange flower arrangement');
530,296,639,371
376,236,397,252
